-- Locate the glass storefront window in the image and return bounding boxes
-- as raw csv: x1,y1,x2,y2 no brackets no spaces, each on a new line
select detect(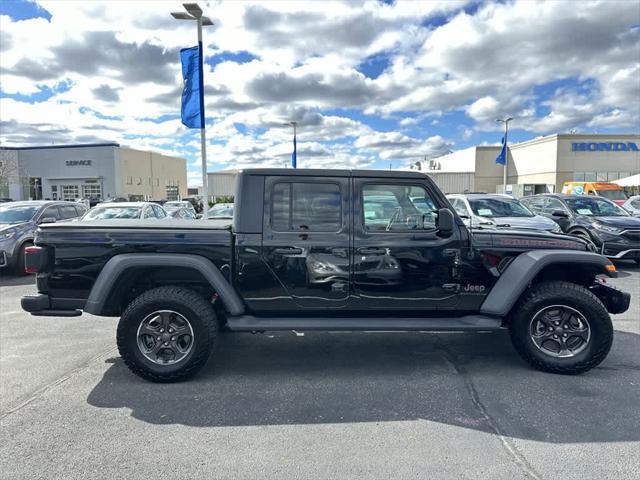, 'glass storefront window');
573,172,586,181
596,172,607,182
607,172,620,181
584,172,596,182
62,185,80,200
82,184,102,198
